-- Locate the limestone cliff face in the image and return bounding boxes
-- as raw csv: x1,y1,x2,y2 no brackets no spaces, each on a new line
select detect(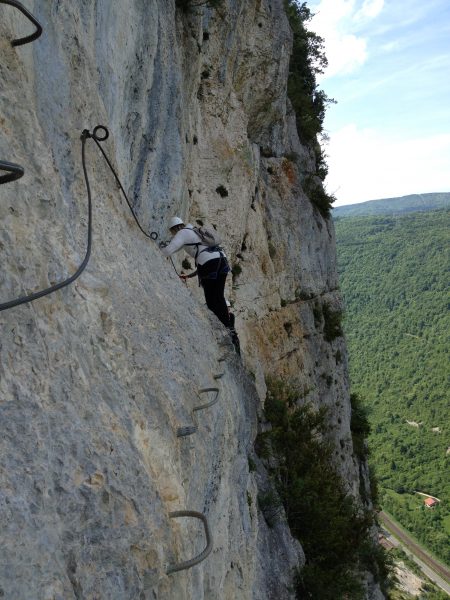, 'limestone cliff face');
0,1,381,599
